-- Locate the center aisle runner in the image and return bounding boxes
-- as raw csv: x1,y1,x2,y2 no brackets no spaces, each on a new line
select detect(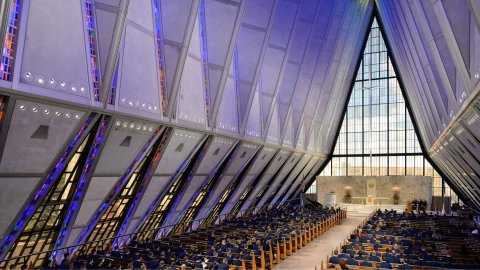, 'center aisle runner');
275,213,370,270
